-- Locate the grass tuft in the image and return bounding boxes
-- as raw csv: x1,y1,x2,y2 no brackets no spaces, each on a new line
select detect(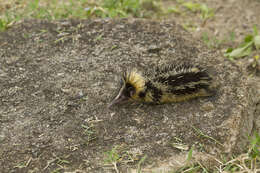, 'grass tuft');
0,0,163,31
175,132,260,172
225,26,260,59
